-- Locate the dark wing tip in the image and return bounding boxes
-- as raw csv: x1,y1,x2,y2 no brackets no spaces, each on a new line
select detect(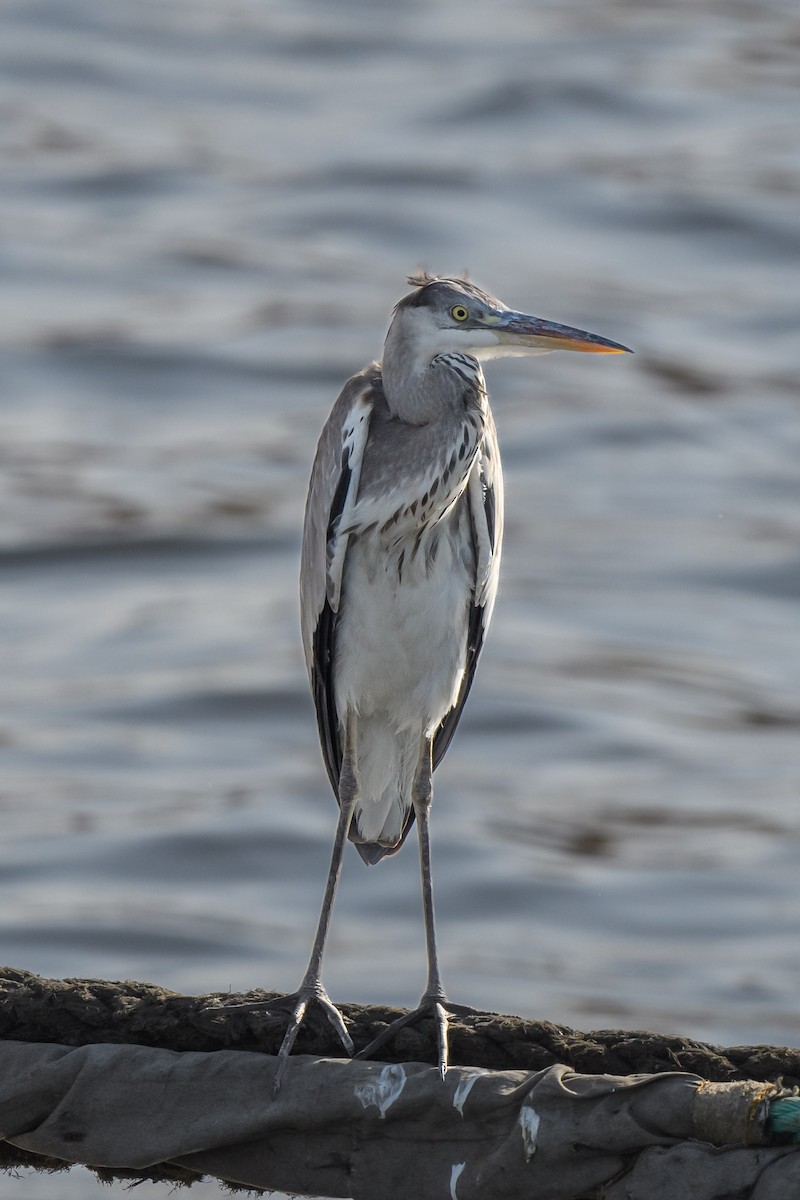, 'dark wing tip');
432,600,484,770
312,597,342,798
354,842,389,866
